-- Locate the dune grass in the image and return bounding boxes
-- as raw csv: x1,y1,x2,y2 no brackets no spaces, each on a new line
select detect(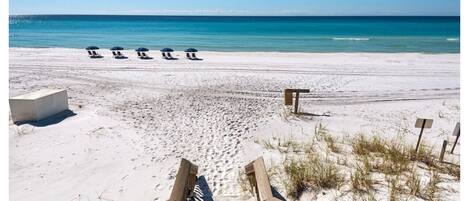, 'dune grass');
441,163,460,180
315,123,341,153
261,137,304,153
386,174,403,201
352,134,388,156
349,133,453,200
423,169,442,201
283,153,344,198
249,123,458,200
350,156,373,193
262,140,276,150
324,134,340,153
236,170,253,196
413,145,439,169
352,134,412,175
406,168,422,197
